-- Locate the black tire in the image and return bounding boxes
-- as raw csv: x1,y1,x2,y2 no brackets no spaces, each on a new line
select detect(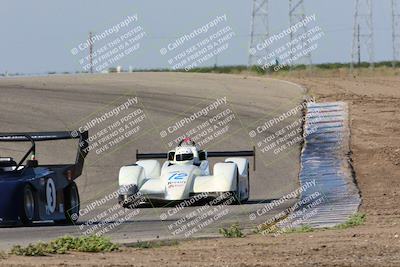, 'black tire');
20,184,36,225
233,167,242,205
119,195,134,209
242,163,250,203
55,182,80,225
